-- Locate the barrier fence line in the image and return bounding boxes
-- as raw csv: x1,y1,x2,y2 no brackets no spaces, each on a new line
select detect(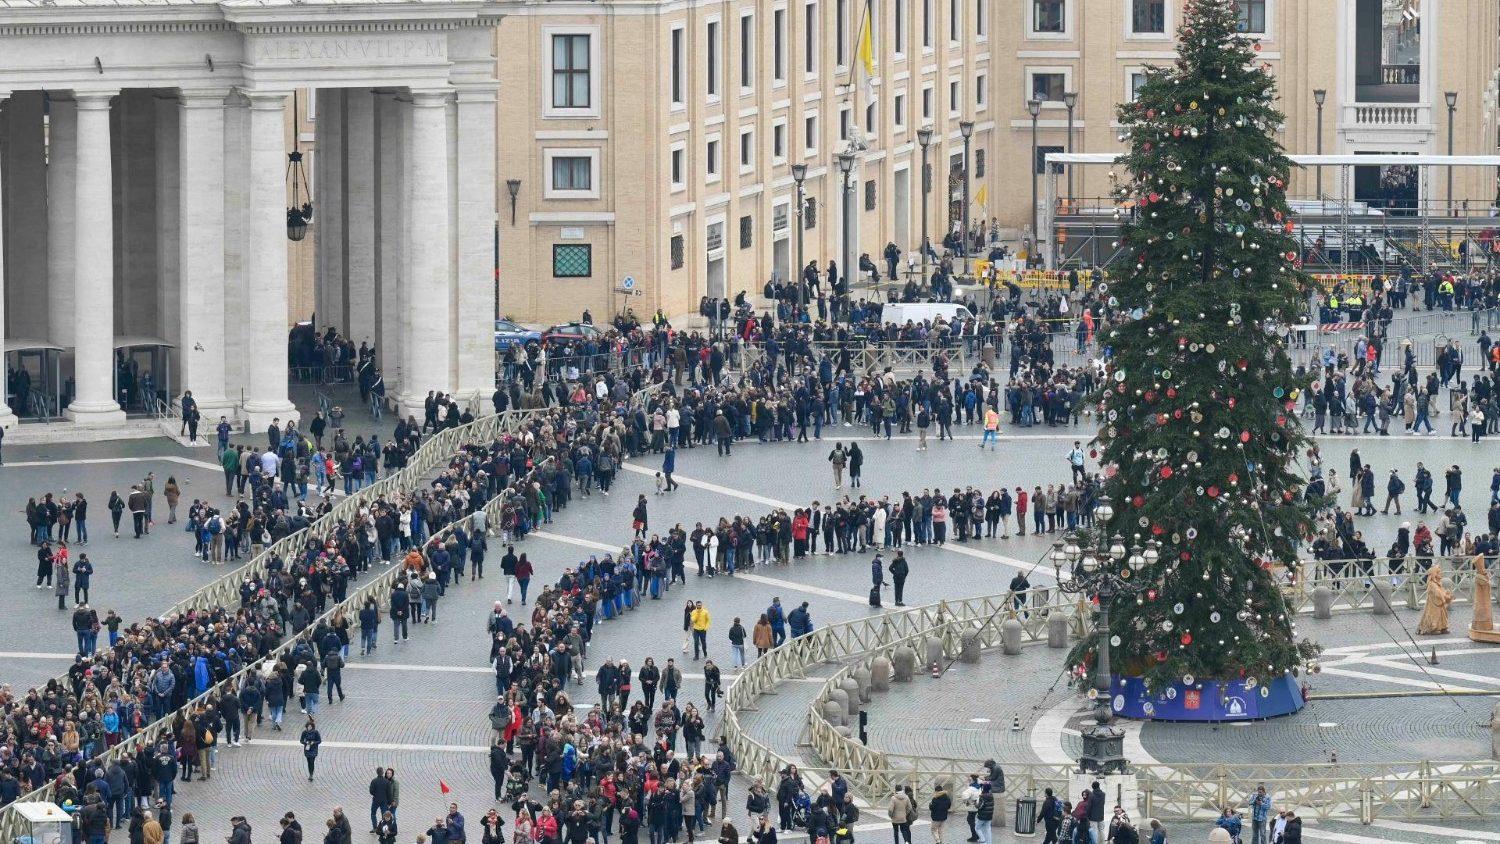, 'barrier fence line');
720,592,1500,824
0,385,665,834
